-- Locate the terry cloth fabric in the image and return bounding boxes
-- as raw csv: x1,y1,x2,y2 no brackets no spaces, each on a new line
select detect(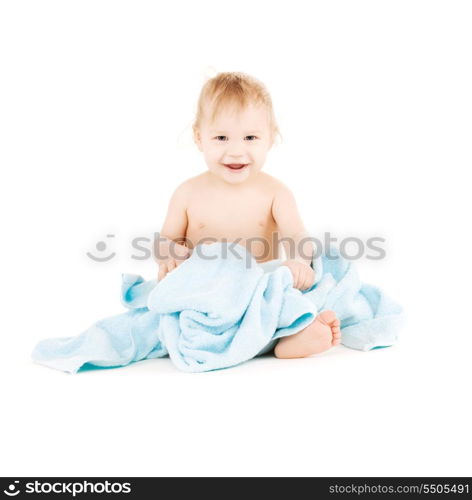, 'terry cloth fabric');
31,242,403,373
